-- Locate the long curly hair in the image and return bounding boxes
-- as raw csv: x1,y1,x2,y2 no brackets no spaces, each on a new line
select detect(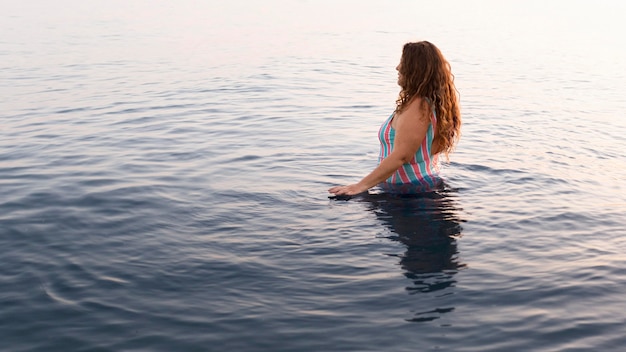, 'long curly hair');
395,41,461,158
